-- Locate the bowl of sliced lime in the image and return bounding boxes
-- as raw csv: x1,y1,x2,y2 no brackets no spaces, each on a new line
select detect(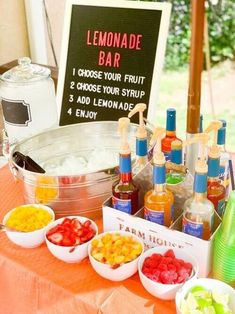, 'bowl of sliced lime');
175,278,235,314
